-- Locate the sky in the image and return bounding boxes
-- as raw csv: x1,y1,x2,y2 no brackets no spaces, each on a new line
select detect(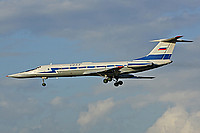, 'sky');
0,0,200,133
